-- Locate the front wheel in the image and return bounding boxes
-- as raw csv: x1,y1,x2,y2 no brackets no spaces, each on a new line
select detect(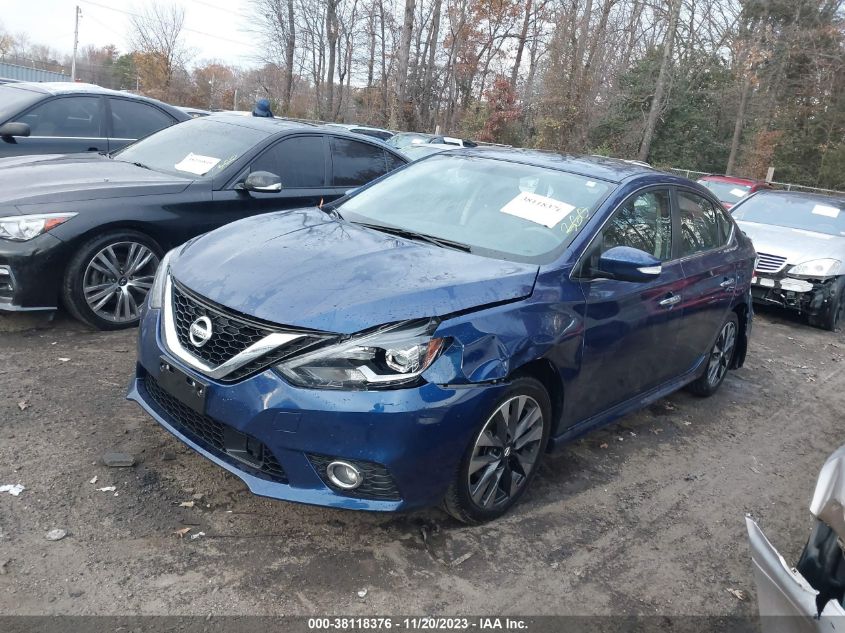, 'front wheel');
687,312,739,397
809,284,844,332
62,230,162,330
443,377,551,524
